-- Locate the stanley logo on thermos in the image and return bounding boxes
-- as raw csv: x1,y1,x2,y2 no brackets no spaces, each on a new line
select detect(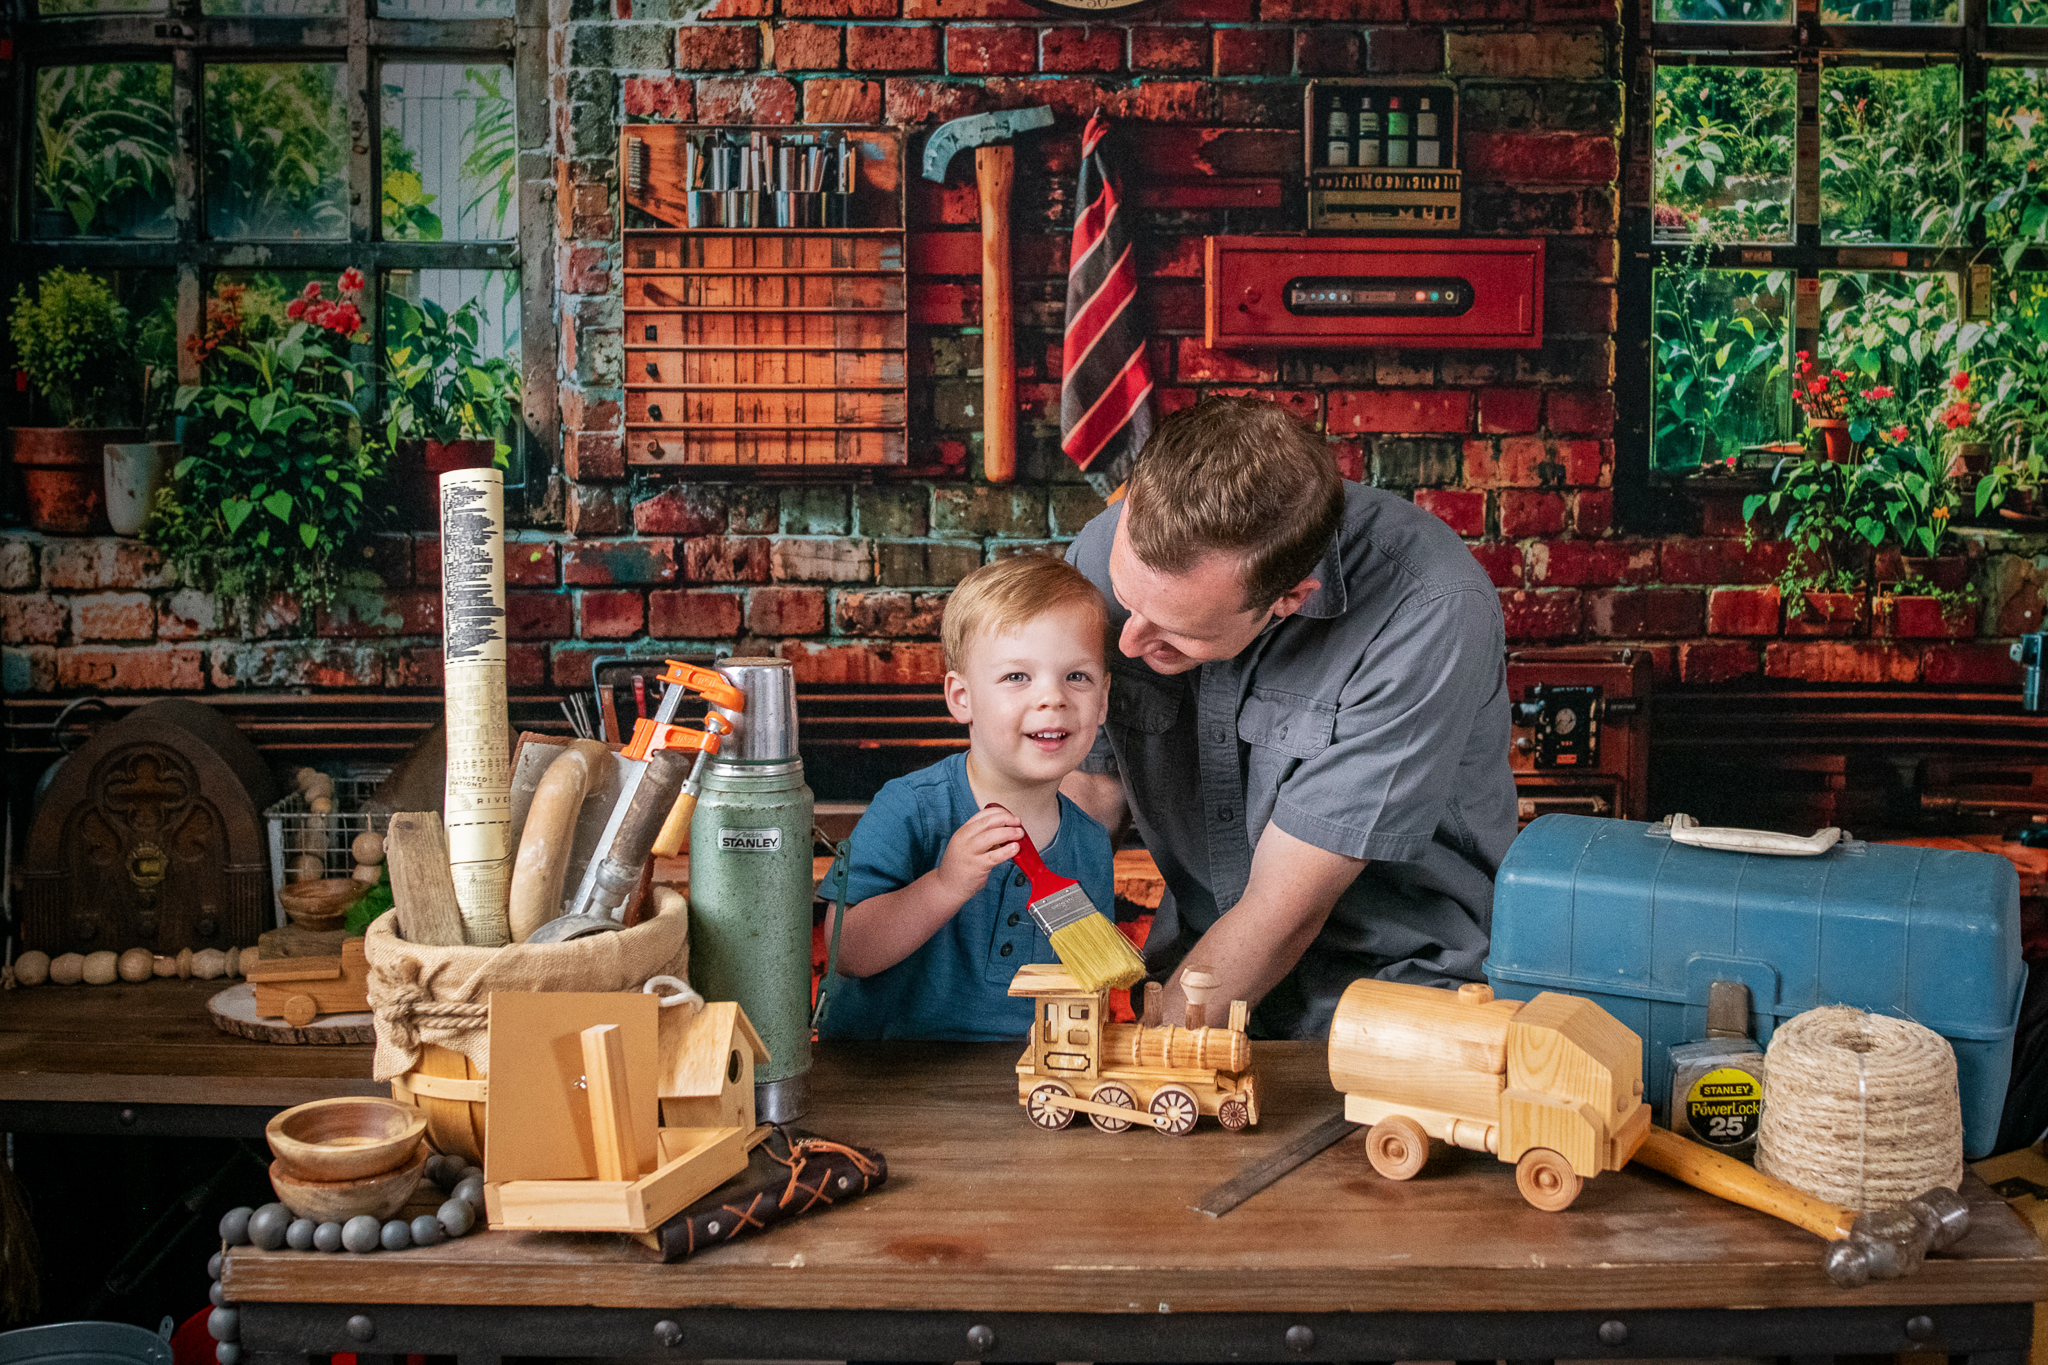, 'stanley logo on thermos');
718,827,783,852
